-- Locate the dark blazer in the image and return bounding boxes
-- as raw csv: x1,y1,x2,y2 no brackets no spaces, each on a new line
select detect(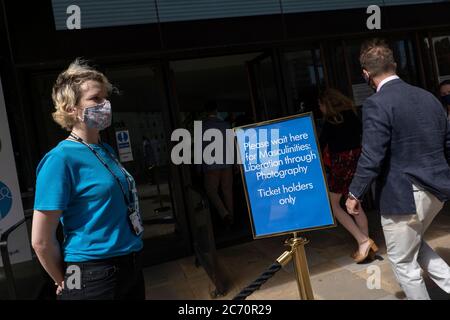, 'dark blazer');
349,78,450,215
